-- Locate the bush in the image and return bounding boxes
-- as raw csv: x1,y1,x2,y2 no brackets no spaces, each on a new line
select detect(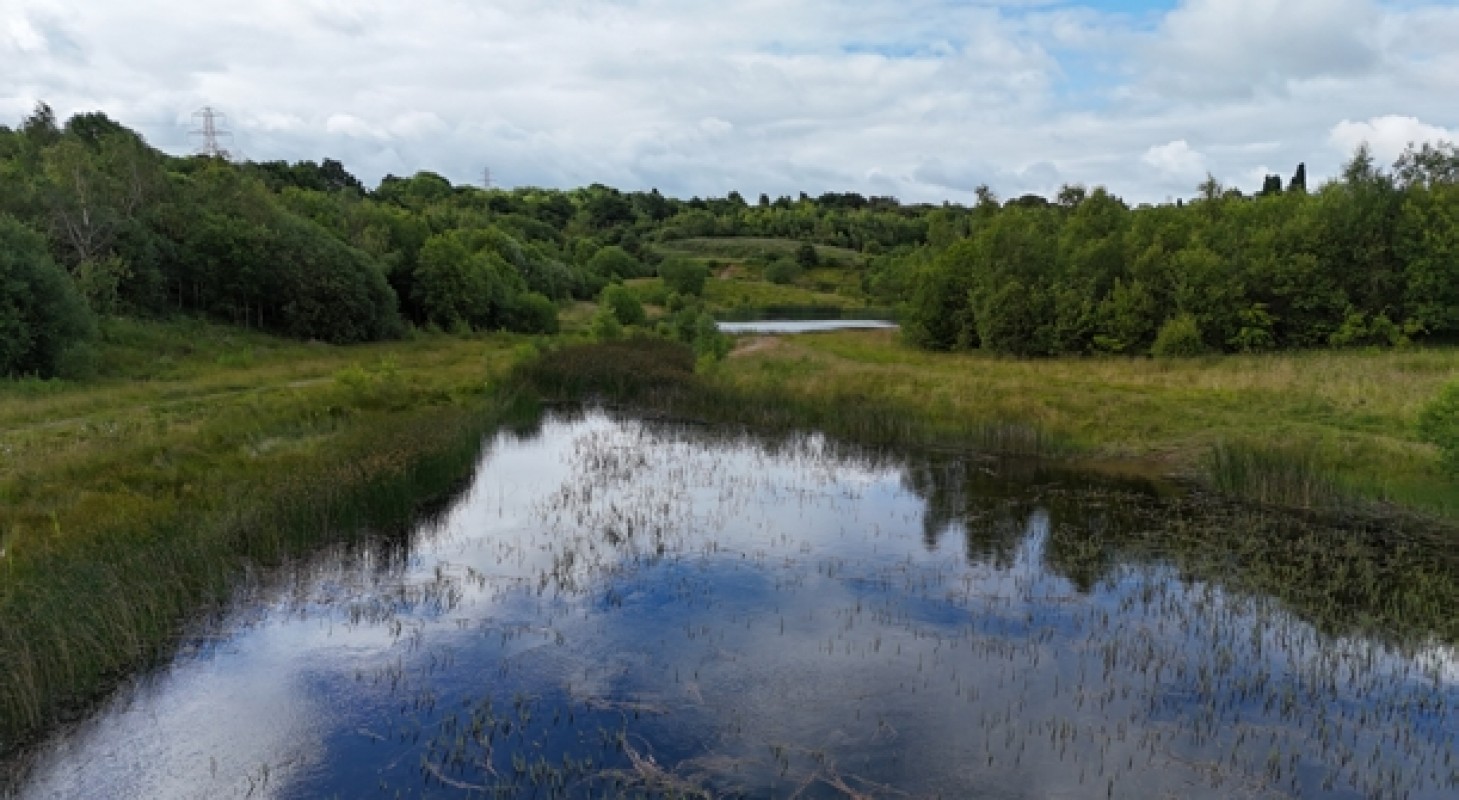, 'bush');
599,284,646,326
1418,379,1459,477
0,216,95,377
795,241,820,269
589,306,623,341
1151,313,1207,357
763,257,801,285
658,256,708,296
504,292,559,334
586,245,643,280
